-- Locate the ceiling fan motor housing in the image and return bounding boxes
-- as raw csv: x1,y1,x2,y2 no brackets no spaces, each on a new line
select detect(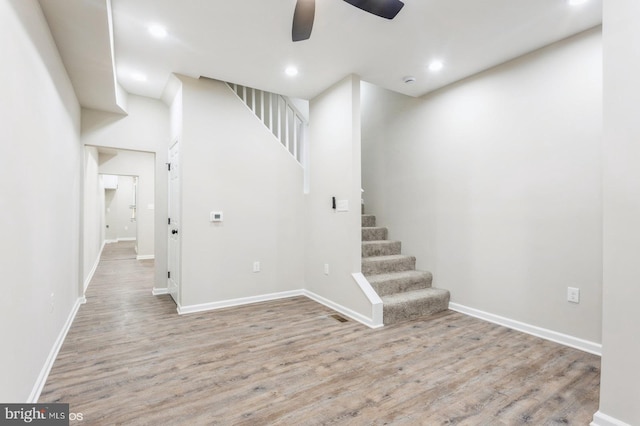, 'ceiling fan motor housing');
343,0,405,20
293,0,405,42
